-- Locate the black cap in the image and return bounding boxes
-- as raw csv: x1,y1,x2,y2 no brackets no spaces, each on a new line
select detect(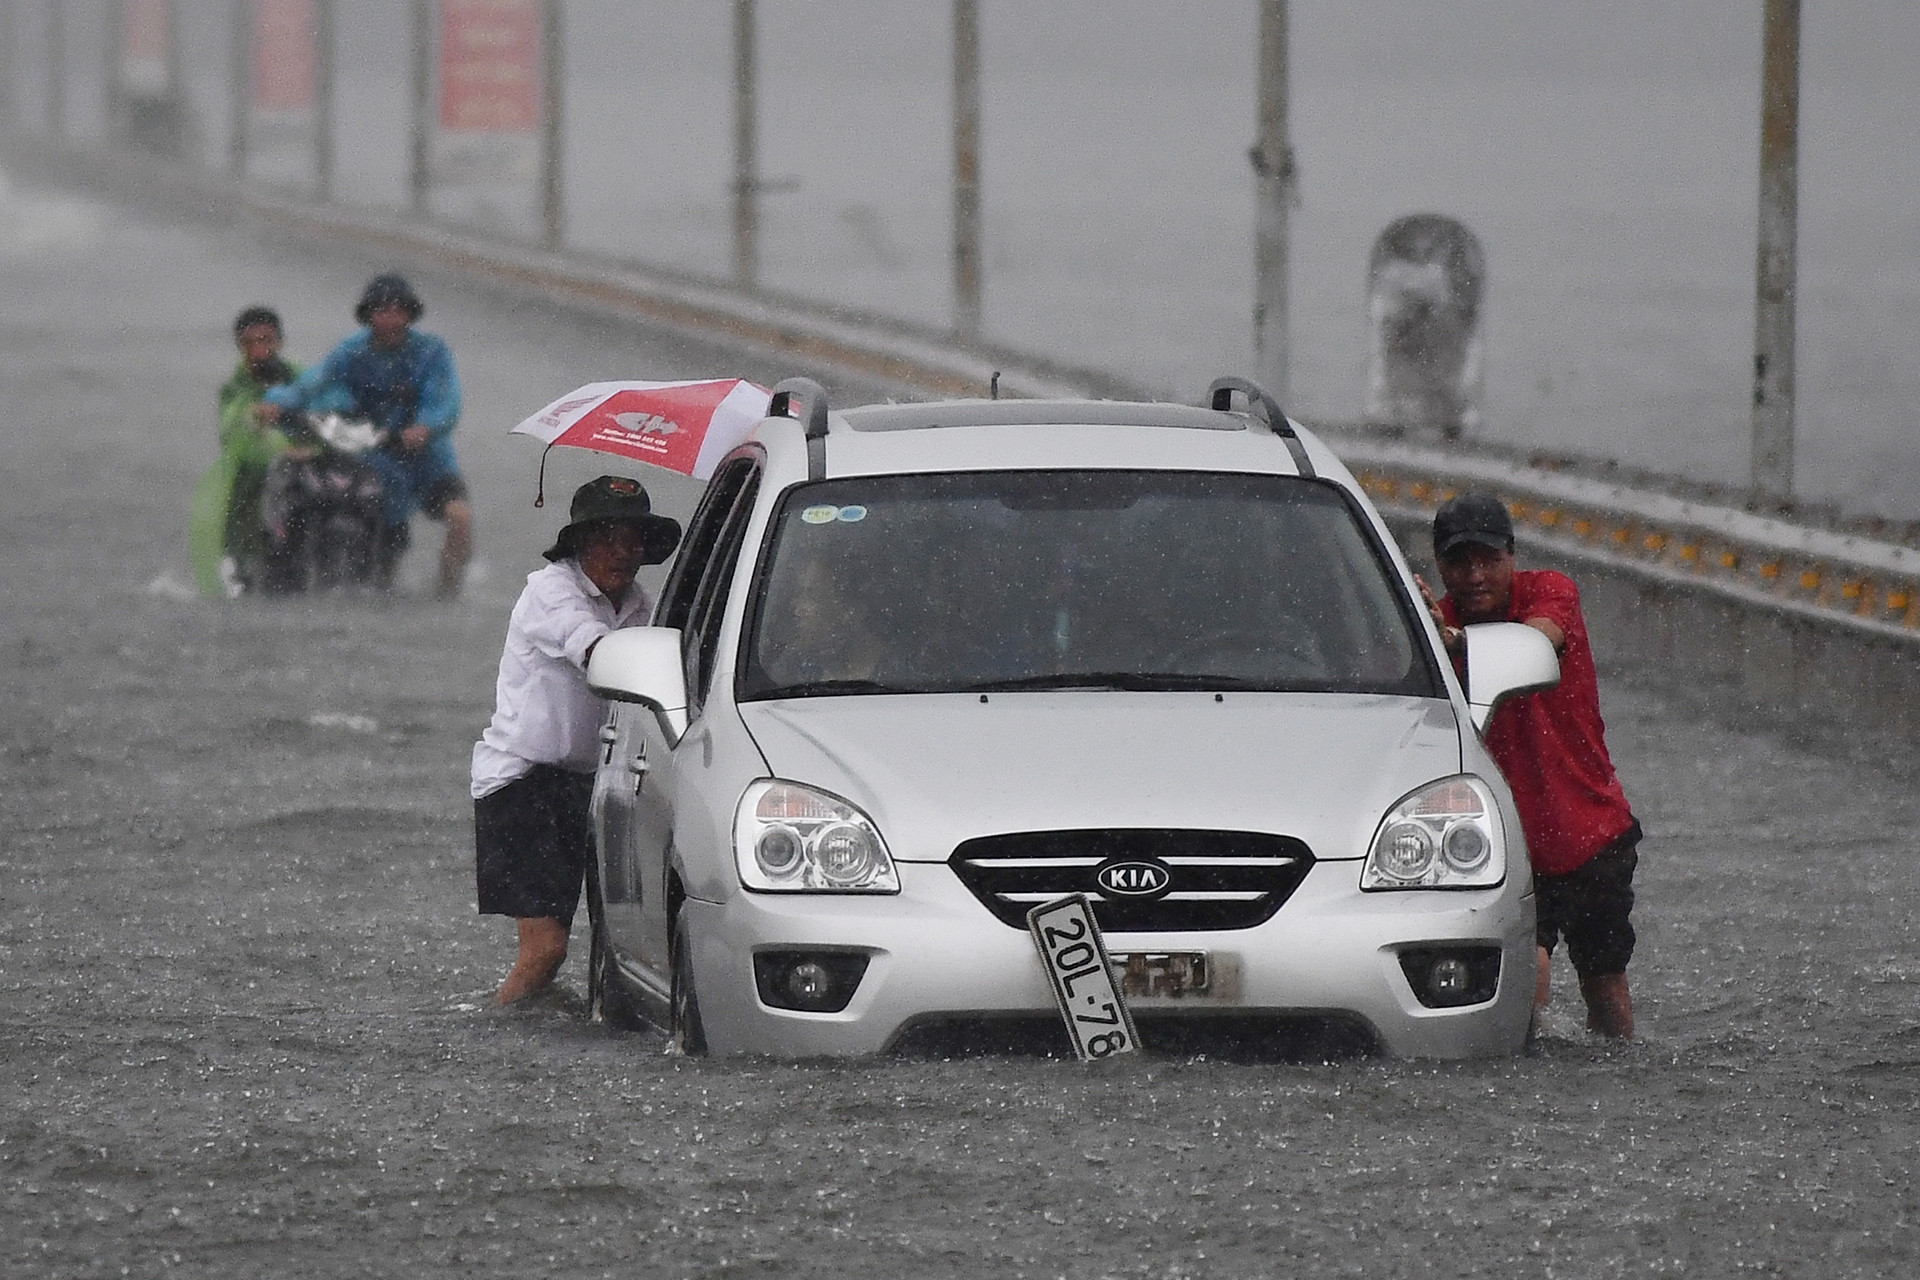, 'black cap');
354,273,423,324
1432,492,1514,558
542,475,682,565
